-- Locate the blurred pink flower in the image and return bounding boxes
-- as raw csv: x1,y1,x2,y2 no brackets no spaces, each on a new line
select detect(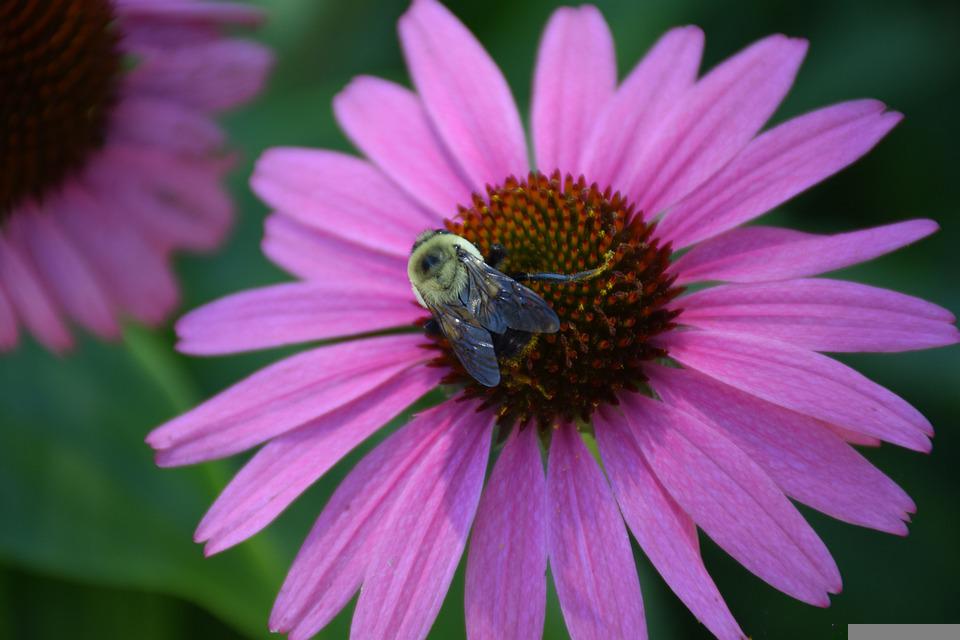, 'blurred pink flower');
149,1,958,638
0,0,272,352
